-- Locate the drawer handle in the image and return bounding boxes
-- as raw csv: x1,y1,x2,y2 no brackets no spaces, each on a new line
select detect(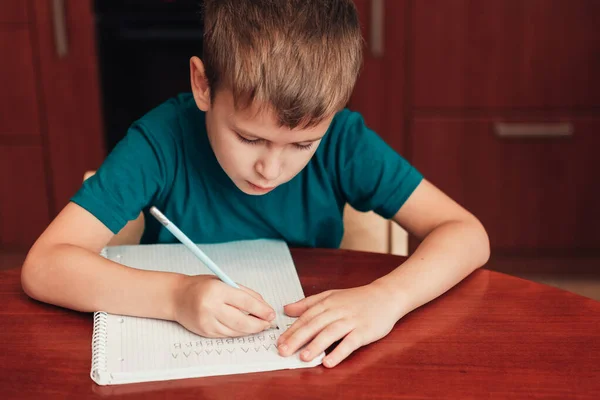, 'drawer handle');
370,0,384,57
494,122,574,138
52,0,69,58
